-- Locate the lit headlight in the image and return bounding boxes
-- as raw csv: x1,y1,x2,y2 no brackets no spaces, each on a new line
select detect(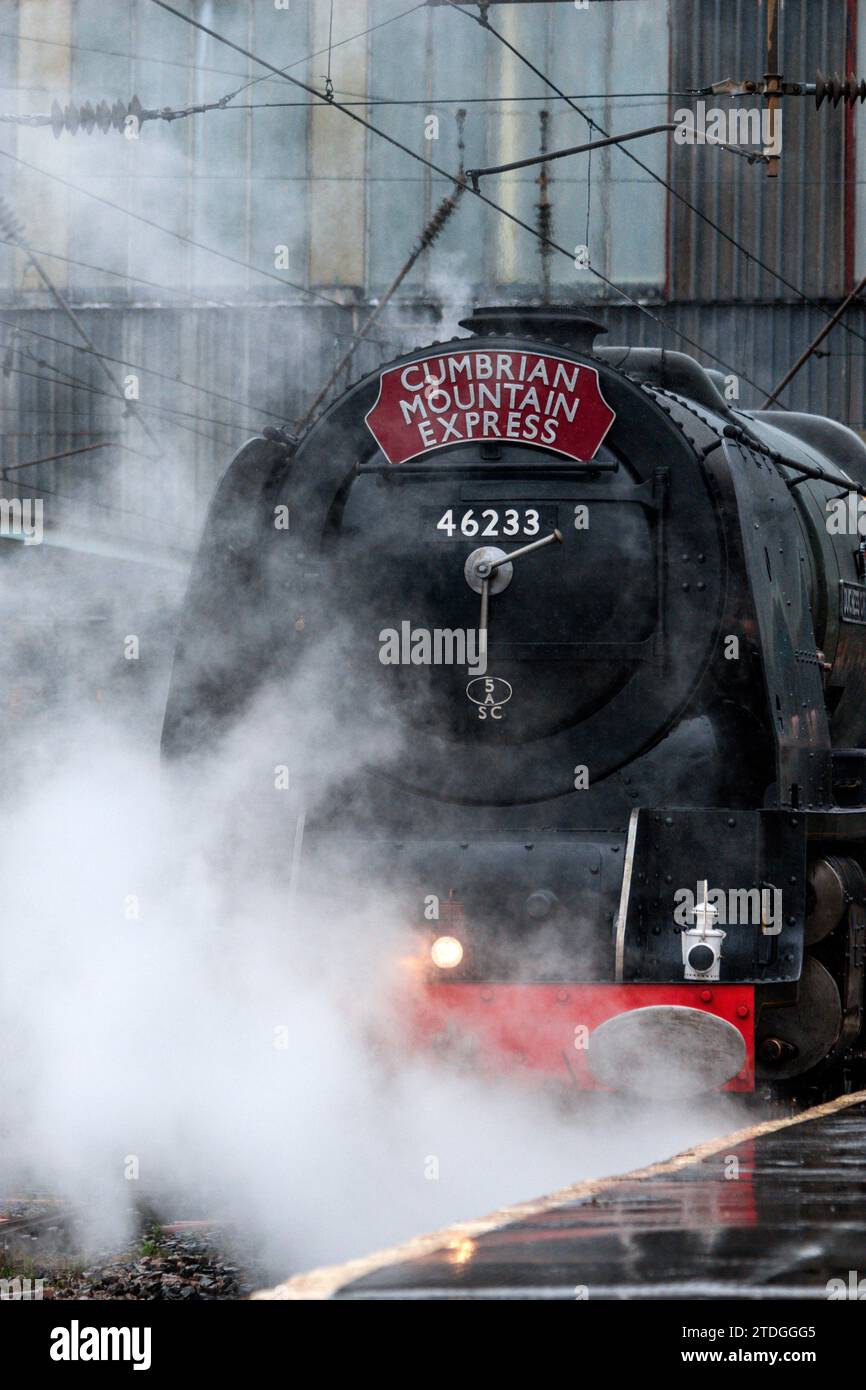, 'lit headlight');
430,935,464,969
